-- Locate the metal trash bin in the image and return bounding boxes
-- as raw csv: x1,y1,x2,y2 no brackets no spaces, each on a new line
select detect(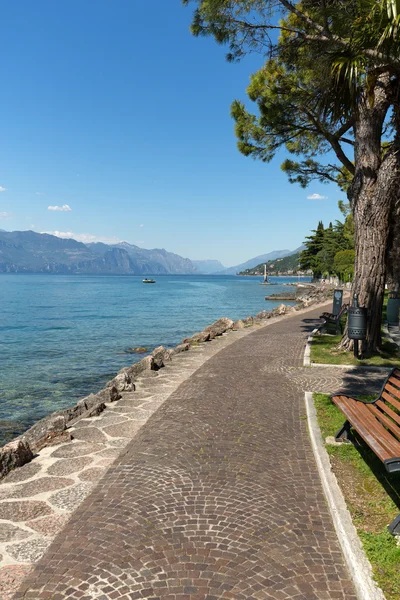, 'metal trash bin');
348,293,367,340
